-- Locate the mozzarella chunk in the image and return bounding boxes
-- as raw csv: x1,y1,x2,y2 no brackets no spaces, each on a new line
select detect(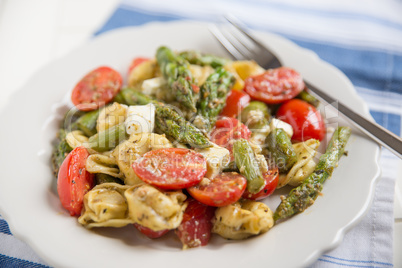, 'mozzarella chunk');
195,142,230,178
125,184,187,231
269,118,293,138
141,77,167,96
124,103,155,135
212,200,274,240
